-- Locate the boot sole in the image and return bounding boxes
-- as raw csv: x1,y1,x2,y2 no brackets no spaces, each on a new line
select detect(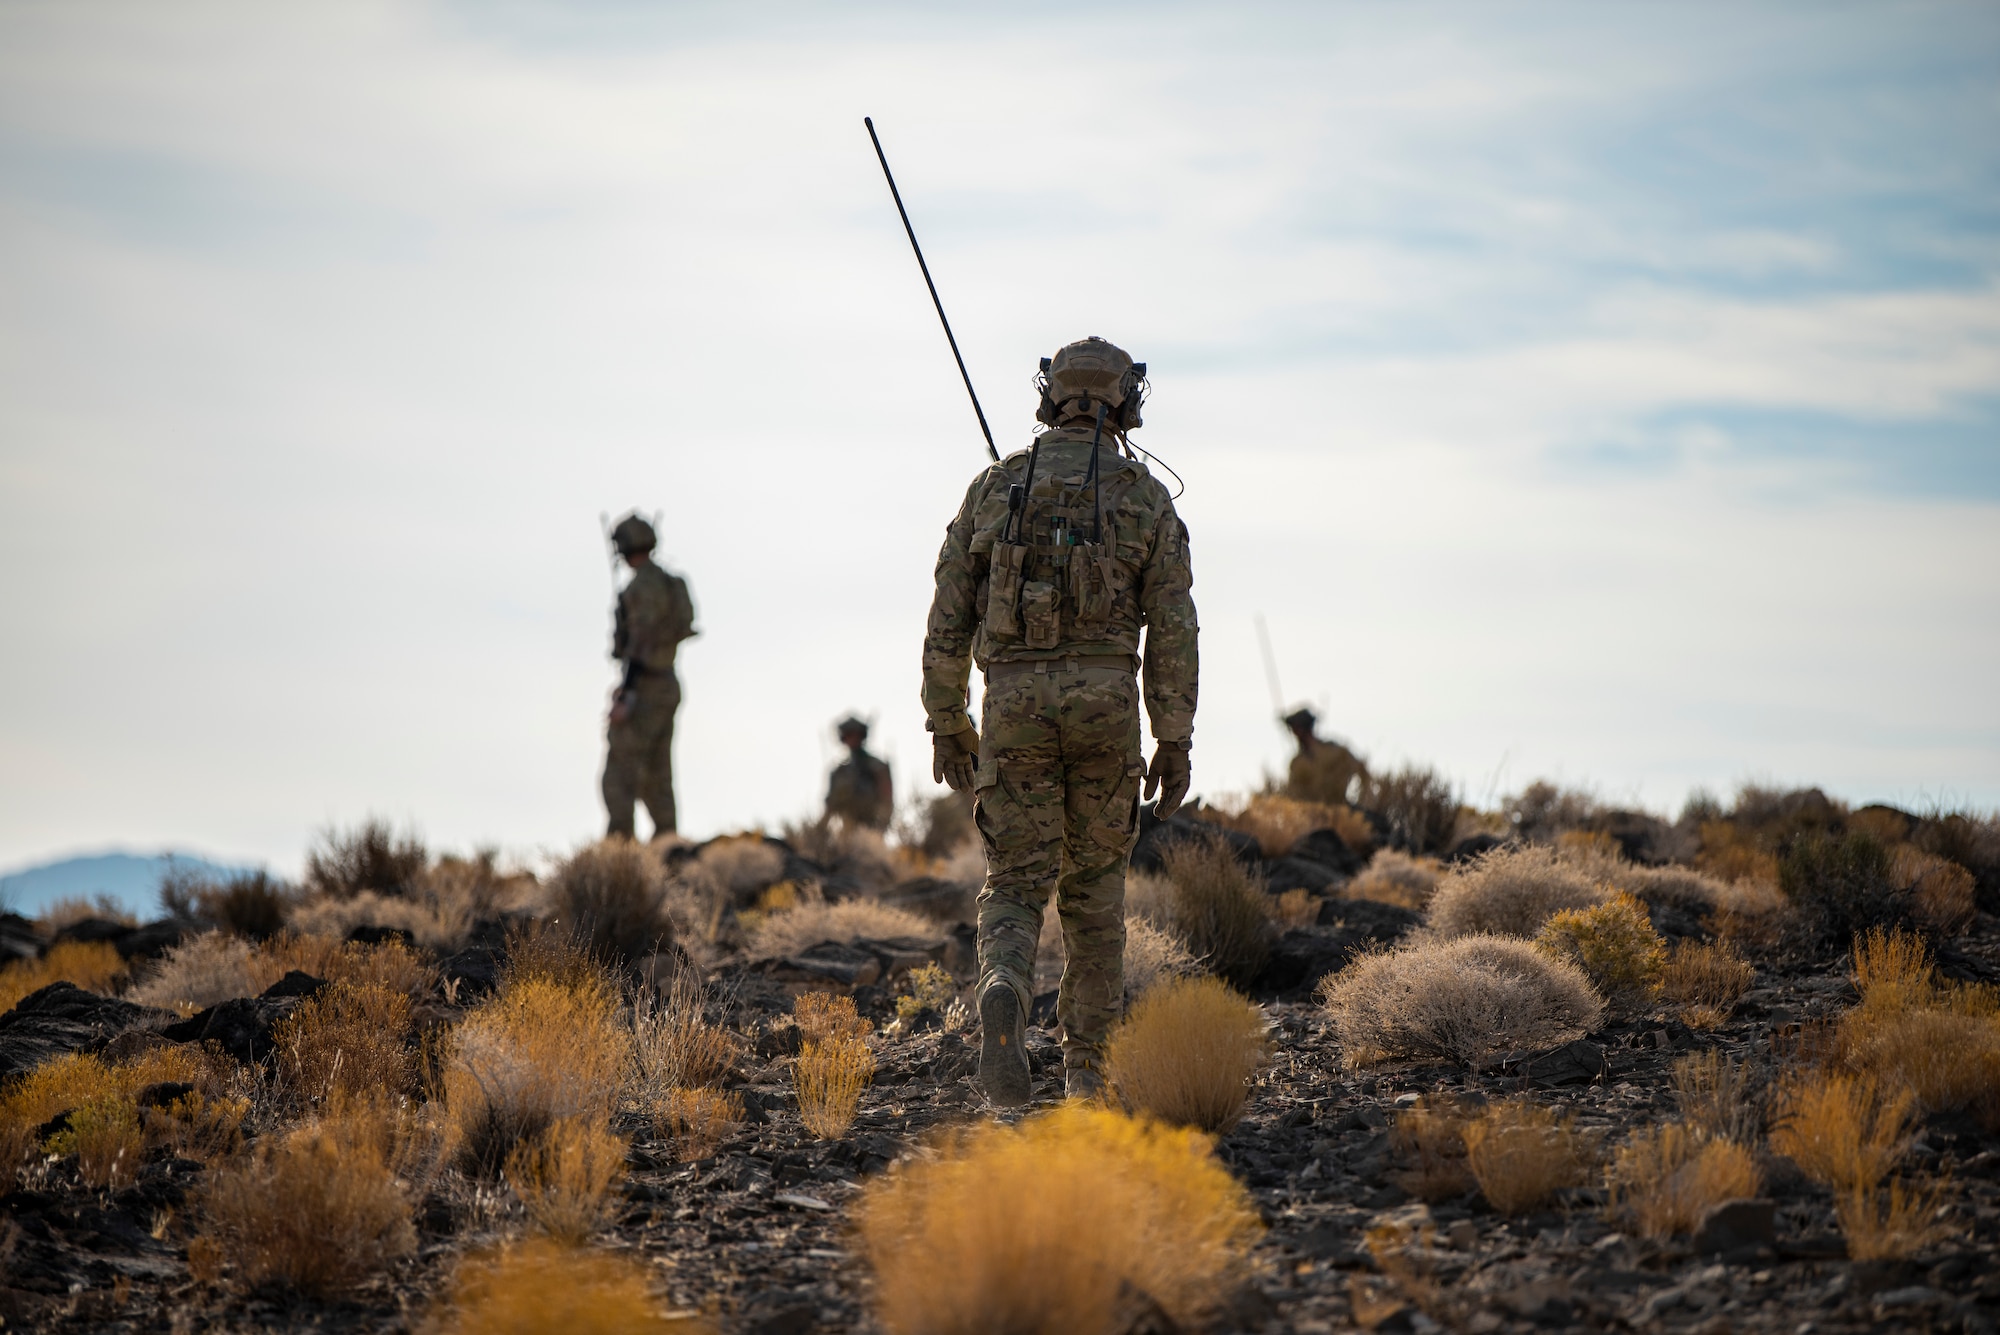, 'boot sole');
978,986,1032,1107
